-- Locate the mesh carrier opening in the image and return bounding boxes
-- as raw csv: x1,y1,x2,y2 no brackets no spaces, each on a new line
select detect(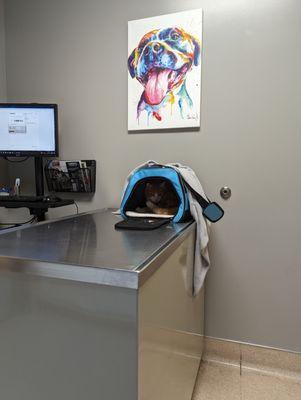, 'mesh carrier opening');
124,177,180,217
